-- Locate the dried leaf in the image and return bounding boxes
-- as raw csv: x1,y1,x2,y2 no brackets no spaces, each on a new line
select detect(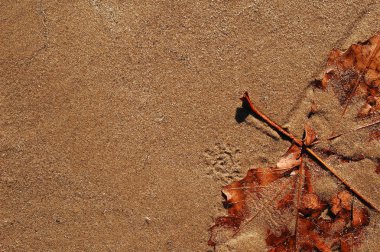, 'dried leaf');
352,207,370,228
266,190,369,252
276,143,302,170
209,139,371,250
277,182,296,210
369,130,380,141
209,165,294,246
266,228,294,251
320,32,380,117
299,192,326,217
303,123,318,146
209,33,380,251
330,190,352,215
221,167,283,218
